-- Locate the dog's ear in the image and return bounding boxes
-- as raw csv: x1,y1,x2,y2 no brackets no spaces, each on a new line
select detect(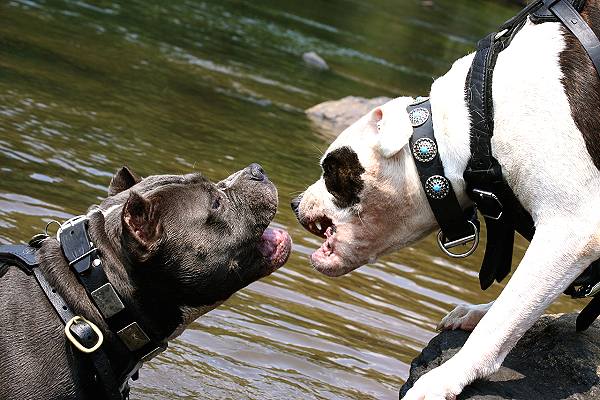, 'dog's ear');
108,166,140,196
122,191,162,259
373,105,413,158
